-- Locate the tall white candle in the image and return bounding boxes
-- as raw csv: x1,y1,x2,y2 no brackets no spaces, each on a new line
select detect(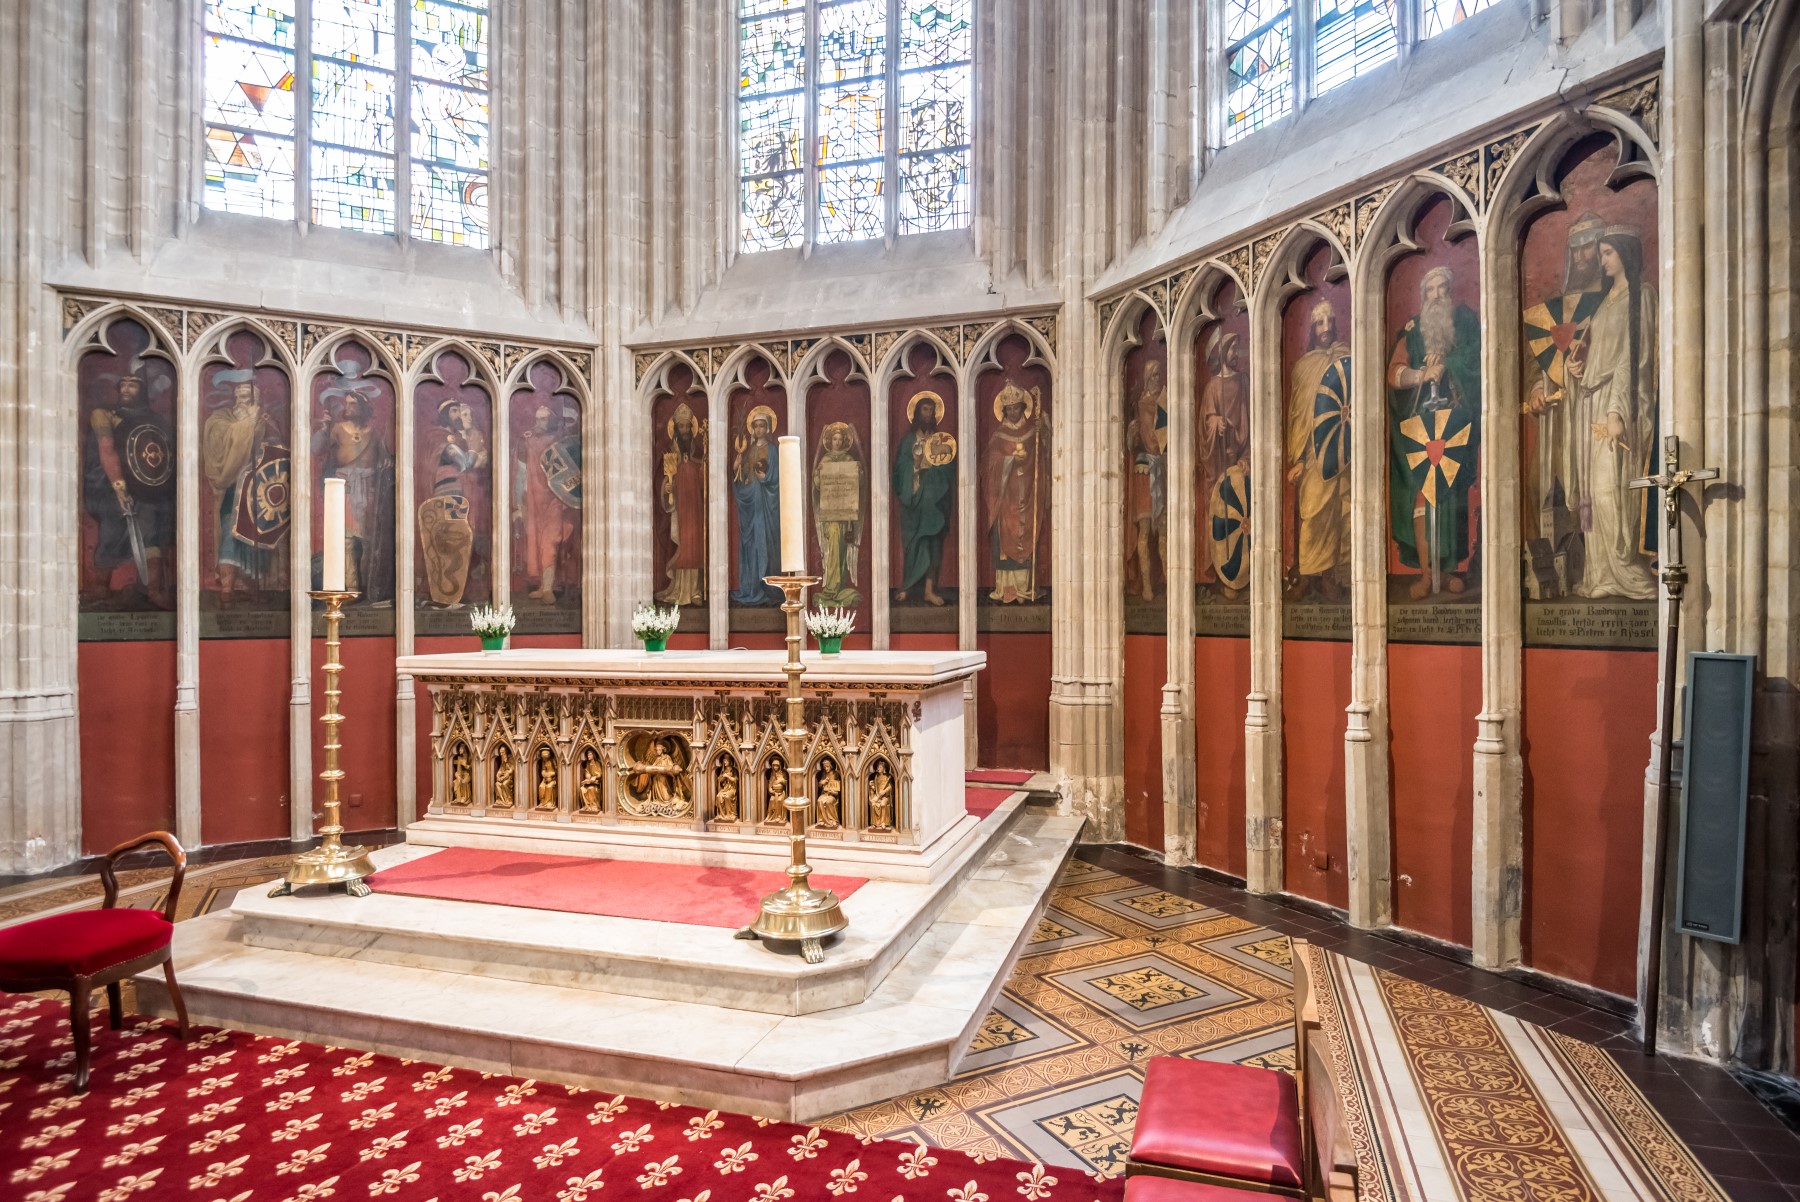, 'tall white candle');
778,435,804,573
322,476,347,591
